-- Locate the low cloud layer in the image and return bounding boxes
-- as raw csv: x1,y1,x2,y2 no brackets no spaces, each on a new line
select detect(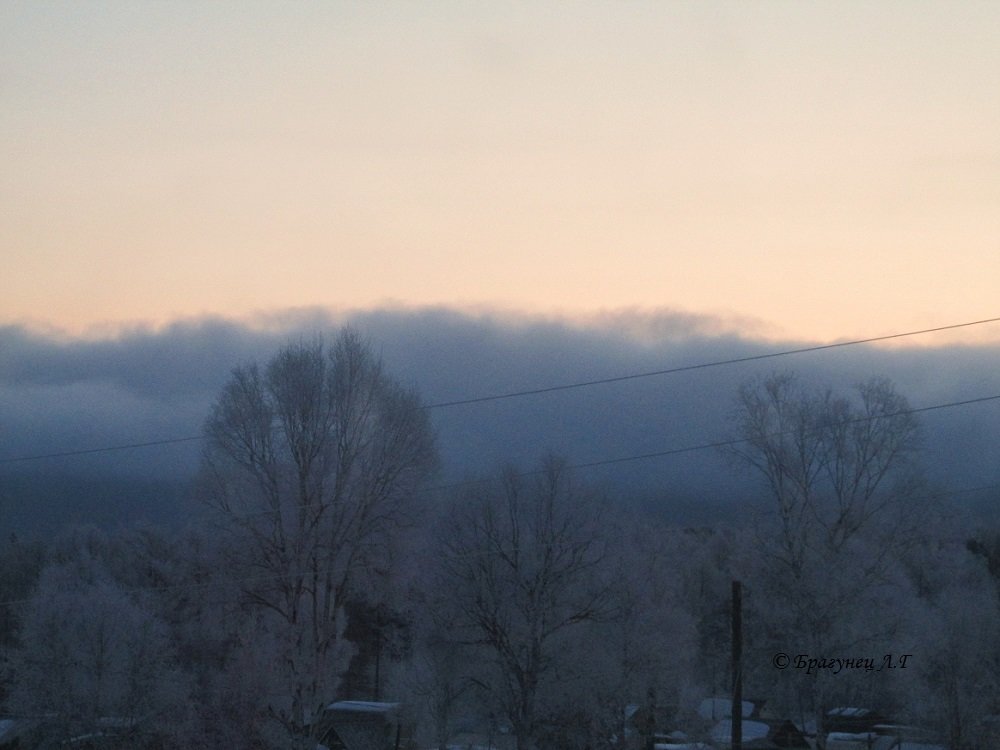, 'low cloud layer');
2,306,999,535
